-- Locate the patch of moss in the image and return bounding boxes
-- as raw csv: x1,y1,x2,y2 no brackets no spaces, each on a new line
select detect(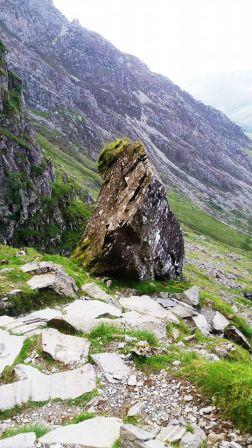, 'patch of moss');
98,139,145,175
